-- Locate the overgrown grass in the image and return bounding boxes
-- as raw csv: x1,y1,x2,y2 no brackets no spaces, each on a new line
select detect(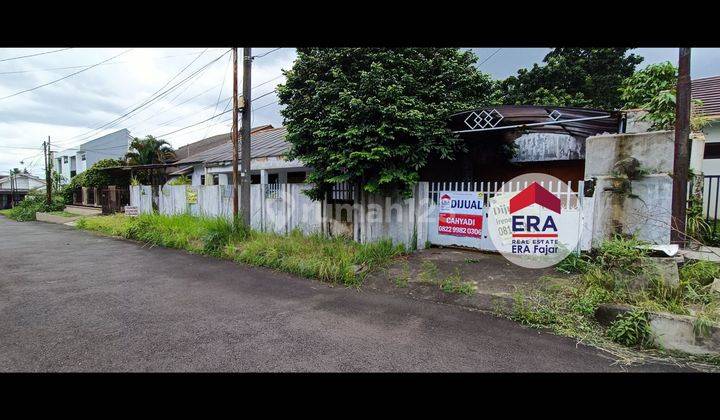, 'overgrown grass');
76,213,405,286
517,235,720,355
